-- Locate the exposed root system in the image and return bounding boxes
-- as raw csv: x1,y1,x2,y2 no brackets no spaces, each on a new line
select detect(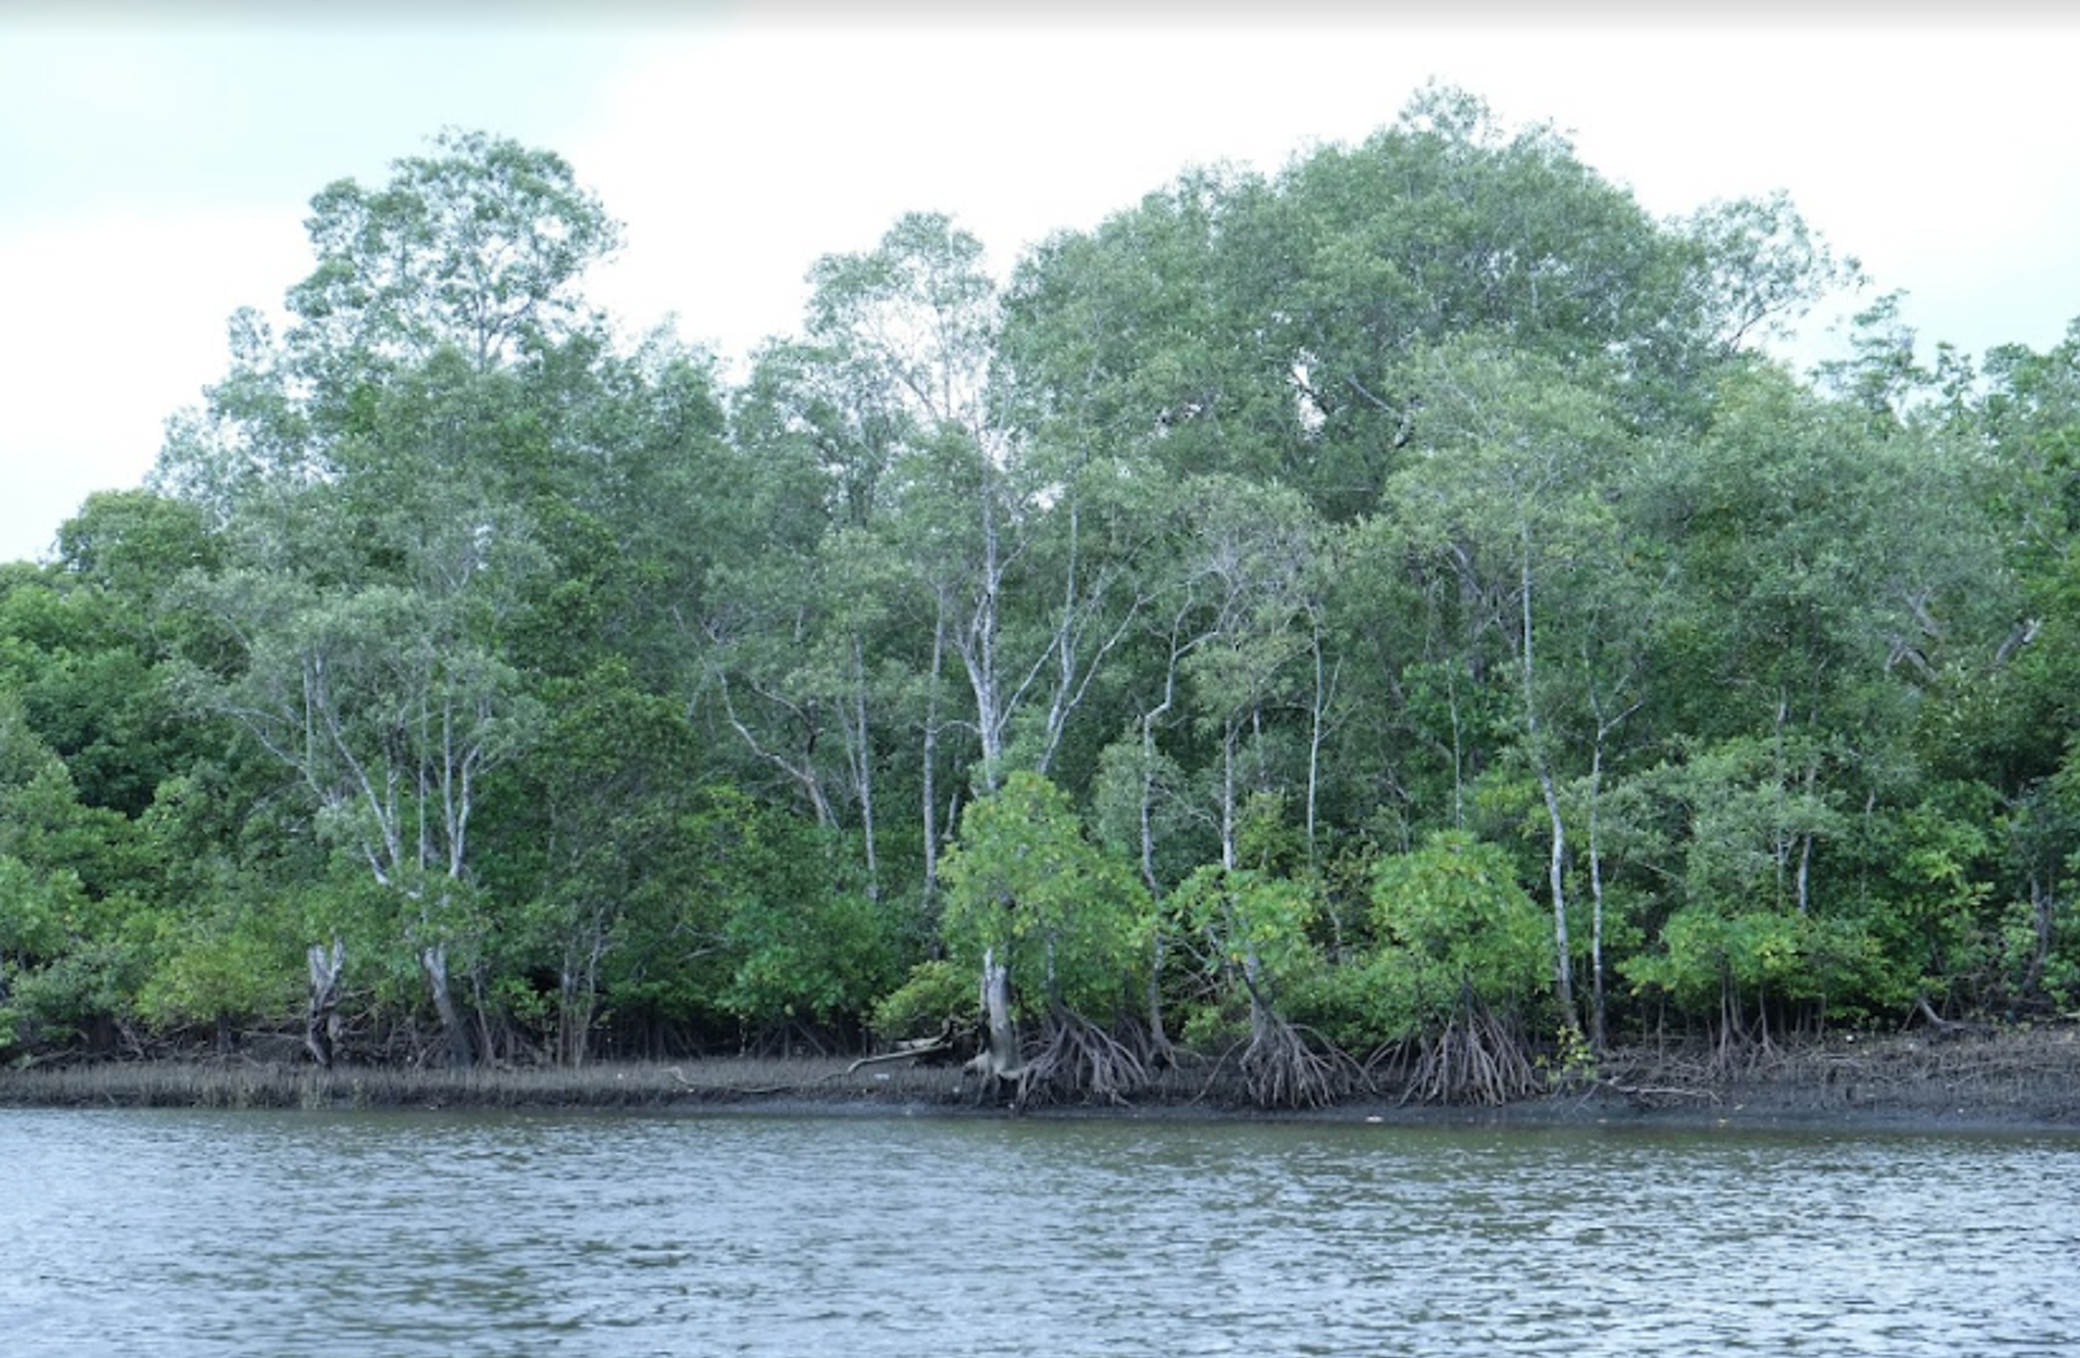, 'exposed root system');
1240,1016,1359,1110
1388,988,1541,1106
1018,1011,1155,1107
